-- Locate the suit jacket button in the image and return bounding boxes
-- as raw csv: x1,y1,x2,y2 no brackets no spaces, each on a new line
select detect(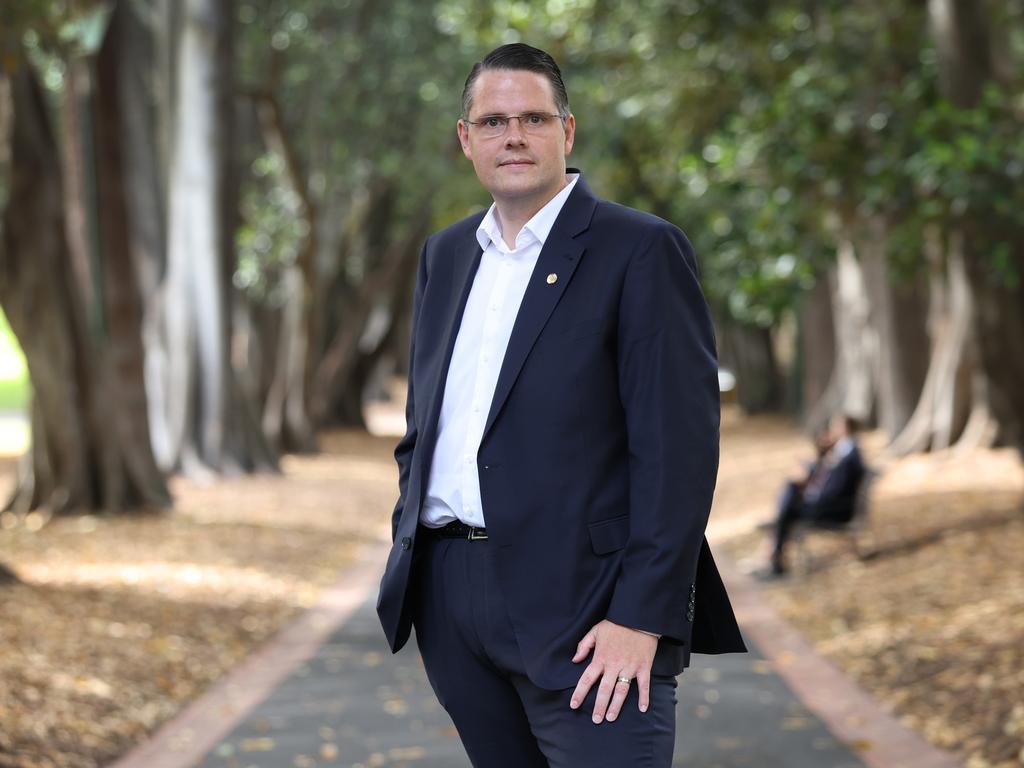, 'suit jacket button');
401,537,411,550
